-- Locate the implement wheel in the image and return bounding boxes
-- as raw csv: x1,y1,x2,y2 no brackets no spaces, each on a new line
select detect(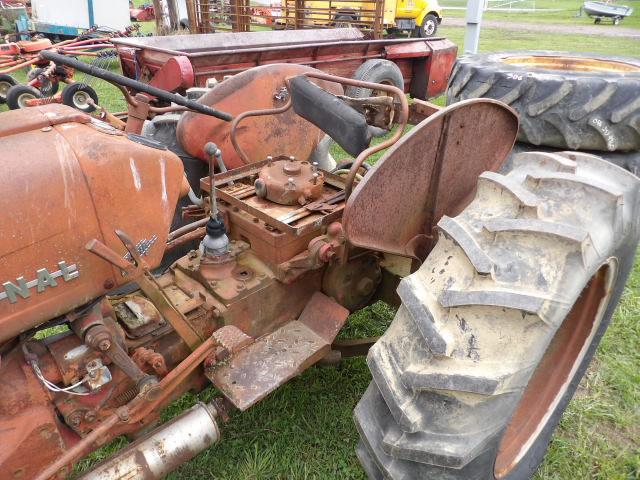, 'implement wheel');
6,84,42,109
61,83,99,113
356,151,640,479
0,74,17,104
